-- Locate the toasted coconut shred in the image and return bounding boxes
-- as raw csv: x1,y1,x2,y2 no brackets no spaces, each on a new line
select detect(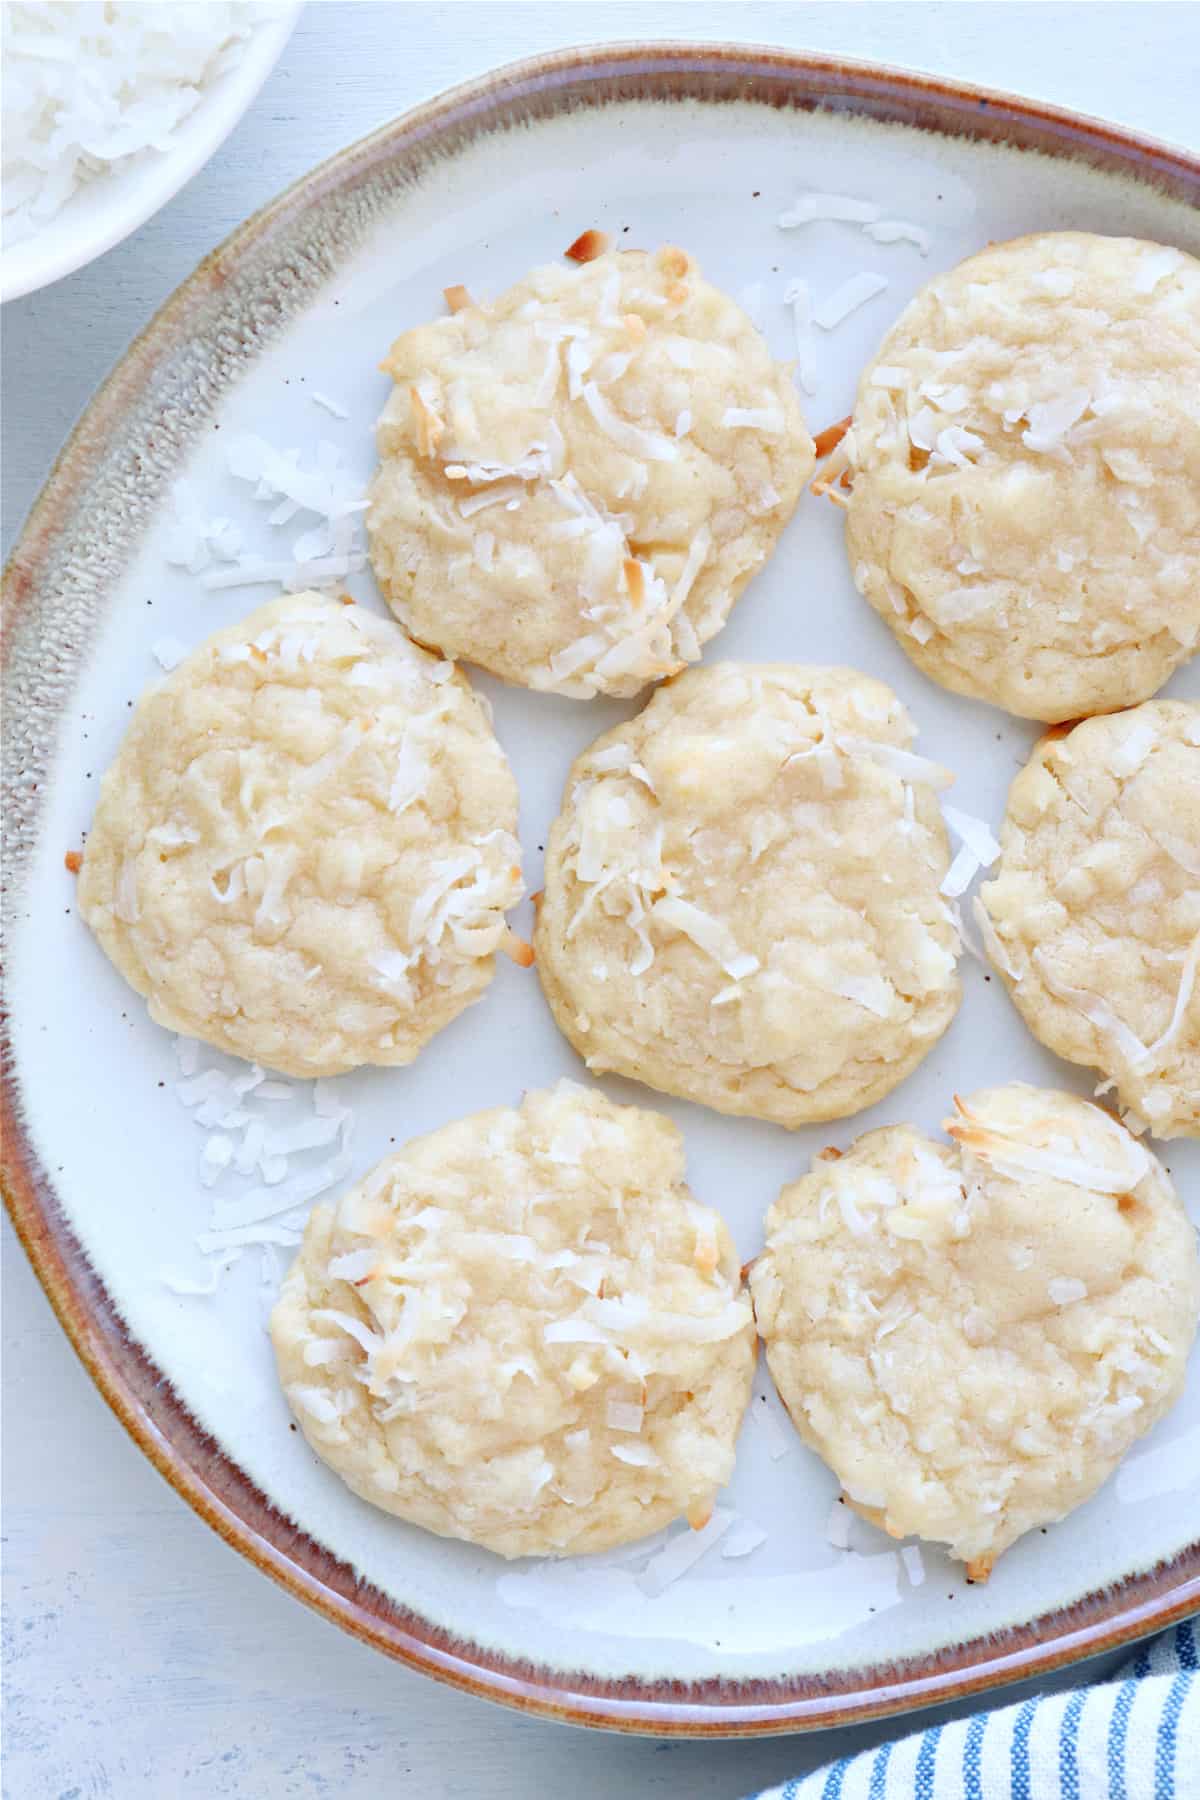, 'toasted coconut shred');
269,1083,756,1559
751,1082,1199,1569
76,594,524,1080
979,702,1200,1137
367,246,815,697
535,663,961,1128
